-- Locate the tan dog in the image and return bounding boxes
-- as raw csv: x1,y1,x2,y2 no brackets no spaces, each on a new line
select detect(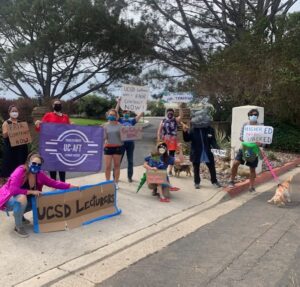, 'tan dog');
174,163,192,177
268,176,292,206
